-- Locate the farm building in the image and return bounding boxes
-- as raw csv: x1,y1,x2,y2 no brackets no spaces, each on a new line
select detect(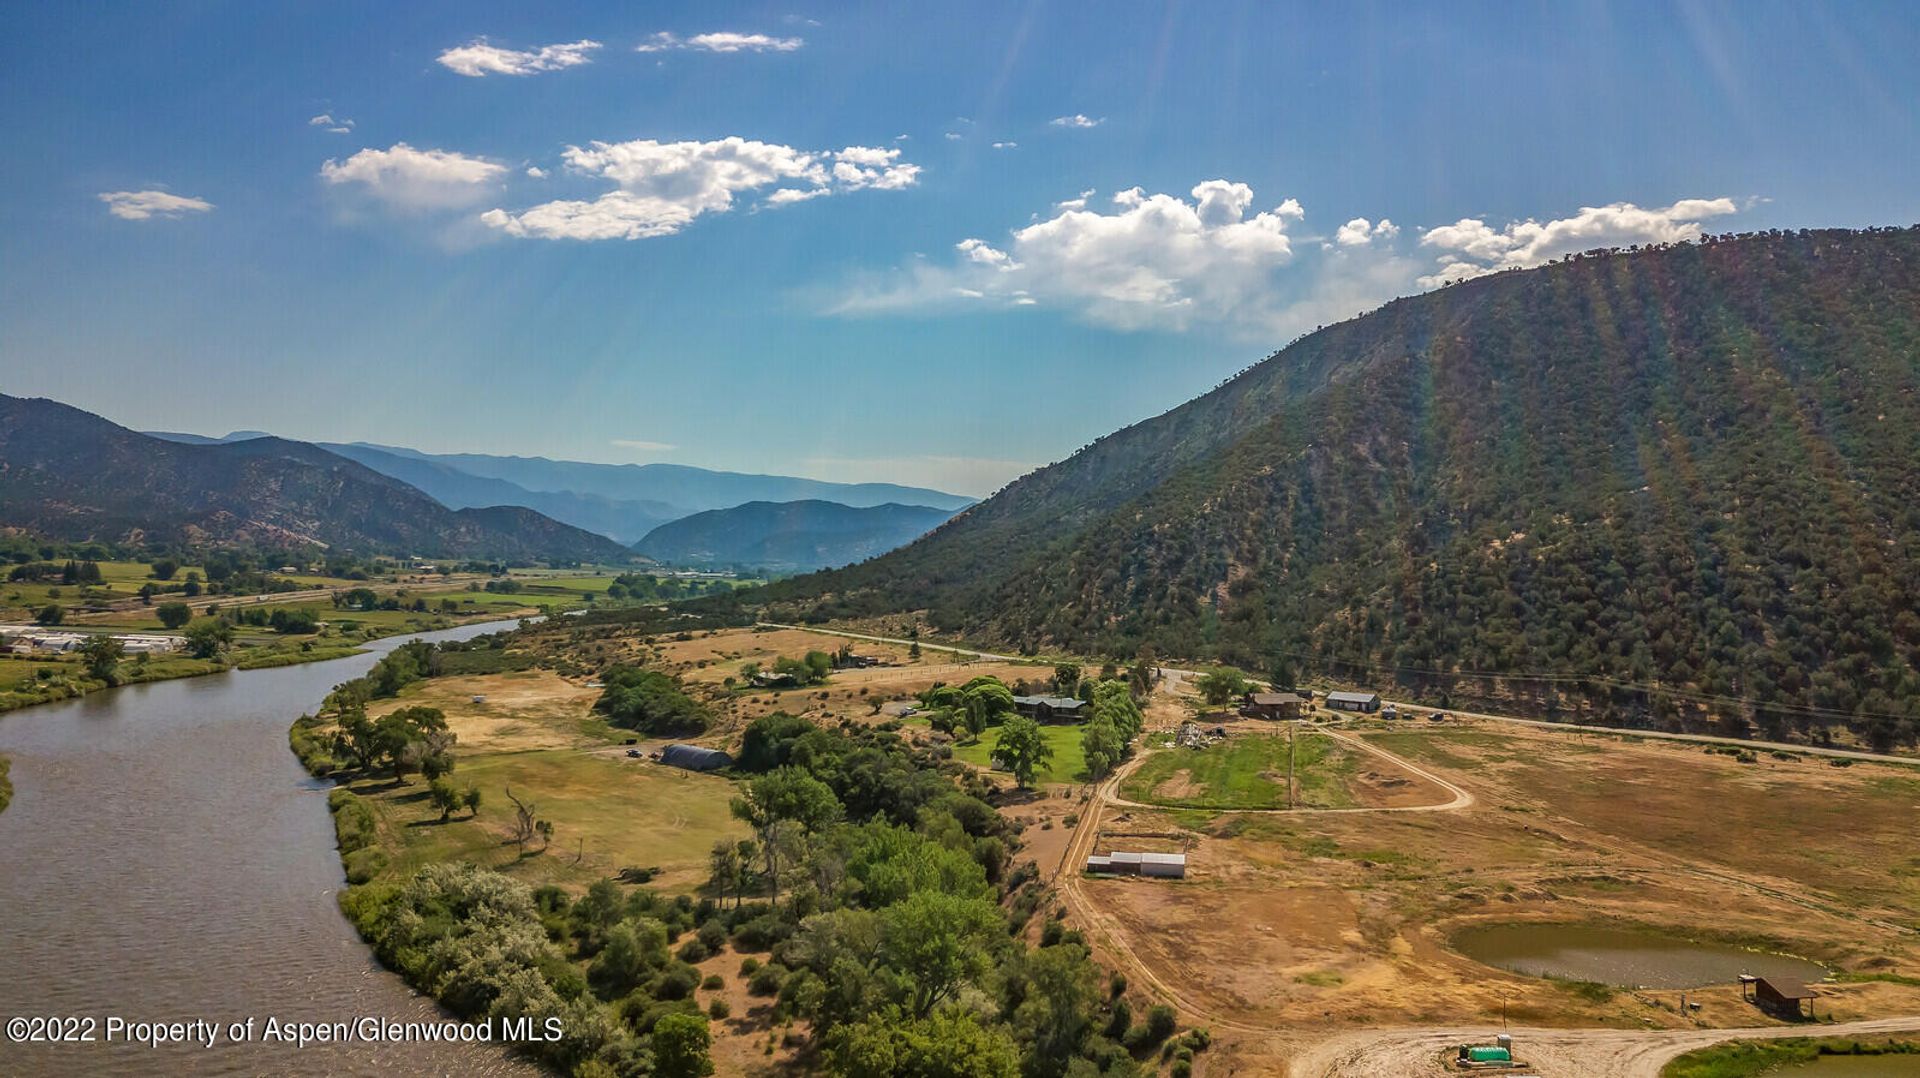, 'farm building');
1744,975,1816,1018
1241,691,1305,719
751,670,800,689
1012,695,1089,722
1325,690,1382,713
1086,850,1187,878
659,744,732,772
